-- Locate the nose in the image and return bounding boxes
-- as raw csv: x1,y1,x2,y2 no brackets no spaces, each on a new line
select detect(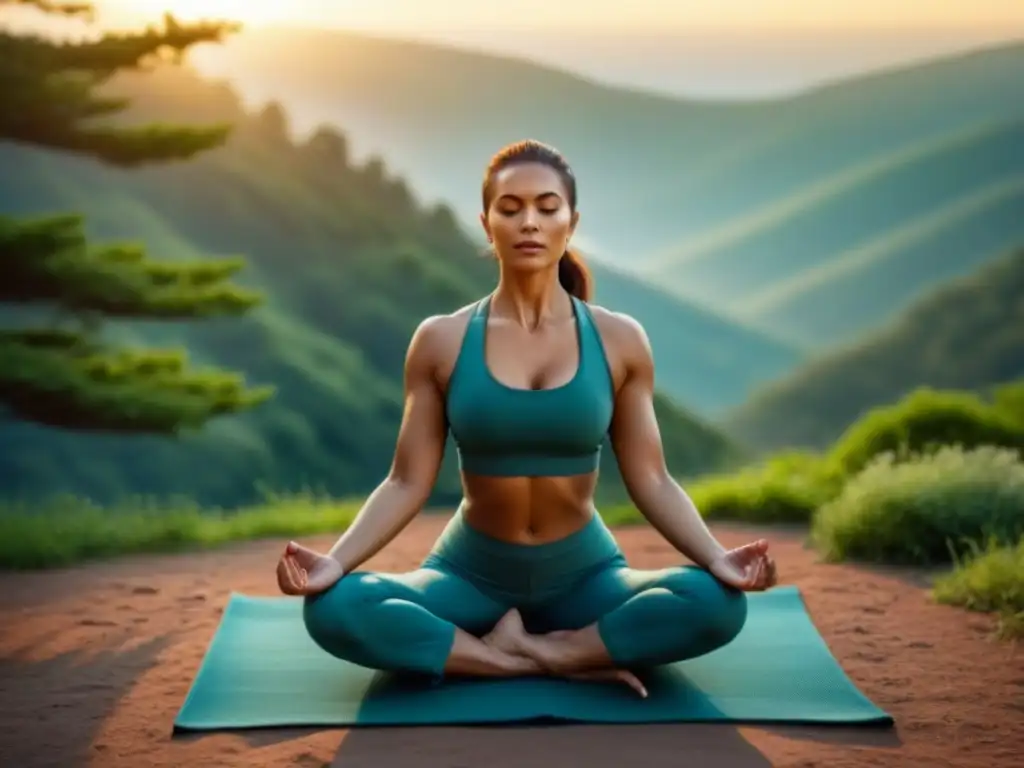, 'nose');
520,207,540,231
